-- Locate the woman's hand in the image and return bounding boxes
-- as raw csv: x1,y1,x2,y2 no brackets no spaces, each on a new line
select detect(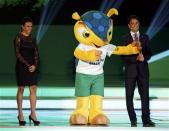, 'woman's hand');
29,65,36,72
